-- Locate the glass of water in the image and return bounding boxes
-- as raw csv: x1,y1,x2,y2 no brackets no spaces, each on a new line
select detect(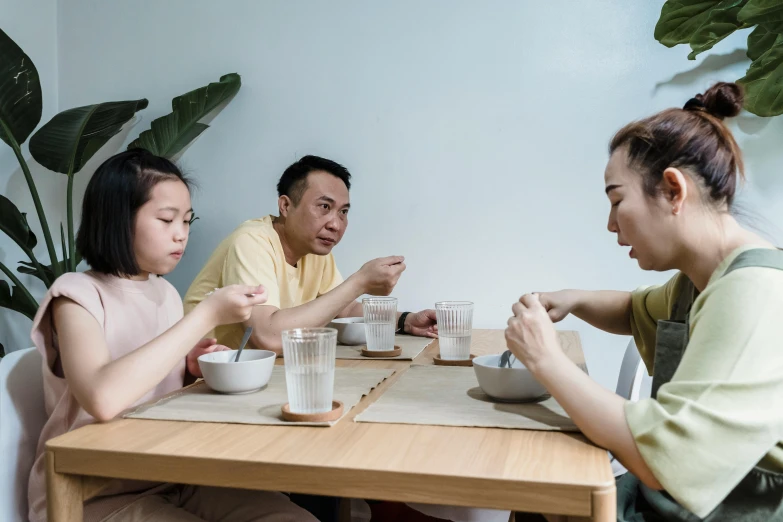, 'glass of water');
435,301,474,360
362,297,398,351
282,328,337,414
